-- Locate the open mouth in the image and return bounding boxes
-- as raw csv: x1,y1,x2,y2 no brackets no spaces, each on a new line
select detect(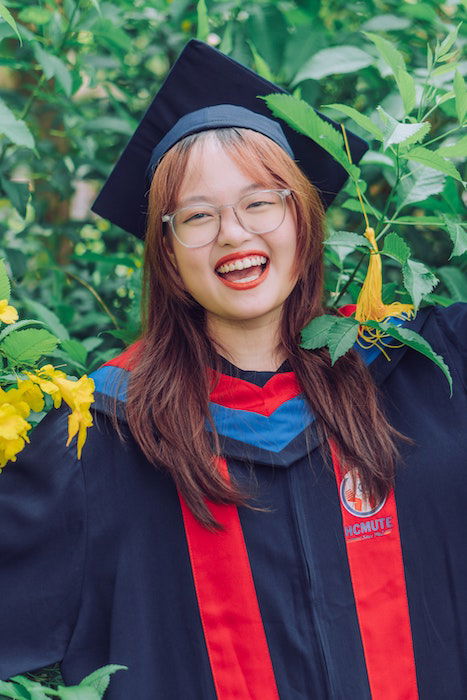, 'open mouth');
215,254,269,289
